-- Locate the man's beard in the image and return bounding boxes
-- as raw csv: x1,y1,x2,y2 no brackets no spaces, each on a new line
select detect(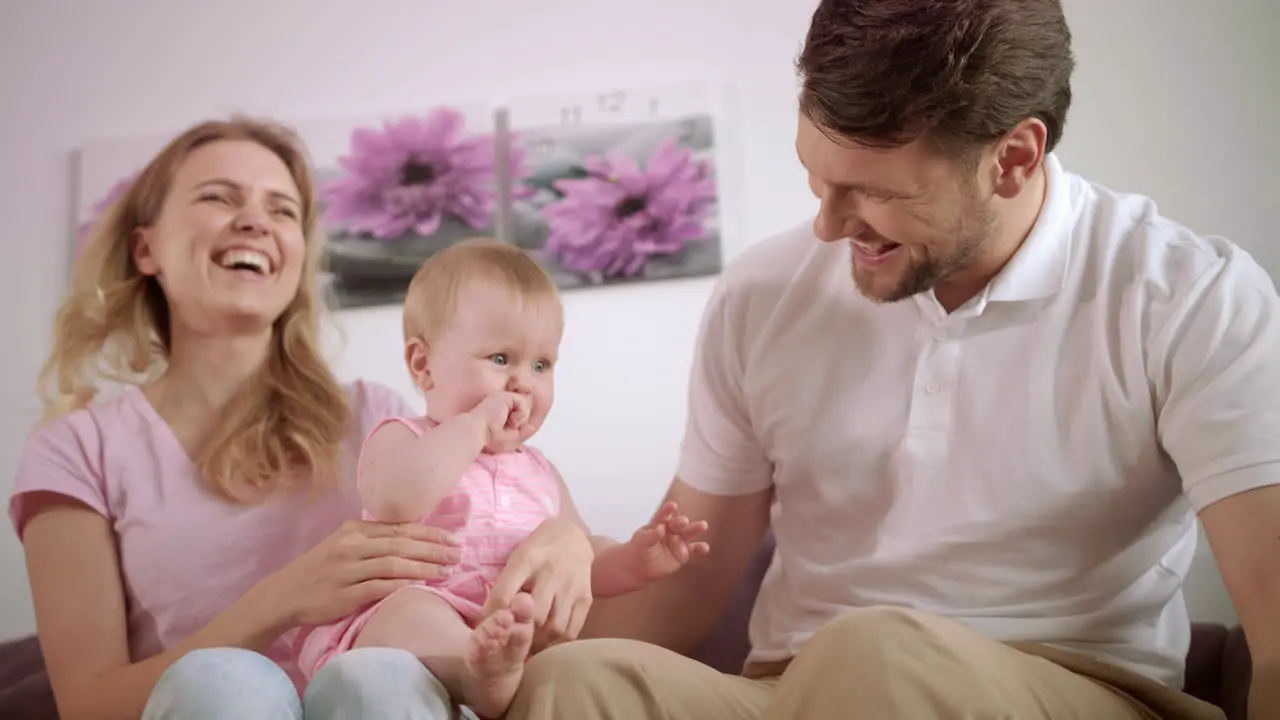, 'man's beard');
853,199,996,304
